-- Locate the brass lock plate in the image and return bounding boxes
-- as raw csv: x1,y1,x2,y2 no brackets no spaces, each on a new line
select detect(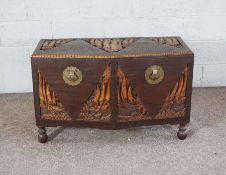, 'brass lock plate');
63,66,82,86
145,65,164,85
